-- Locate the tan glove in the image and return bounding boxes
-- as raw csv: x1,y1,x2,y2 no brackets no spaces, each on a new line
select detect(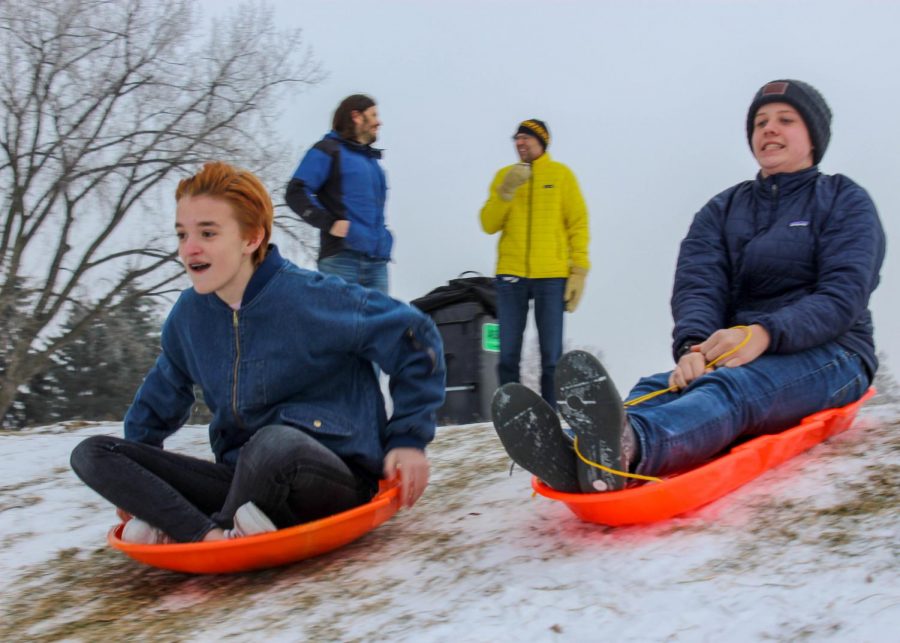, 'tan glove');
498,163,531,201
564,266,588,312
